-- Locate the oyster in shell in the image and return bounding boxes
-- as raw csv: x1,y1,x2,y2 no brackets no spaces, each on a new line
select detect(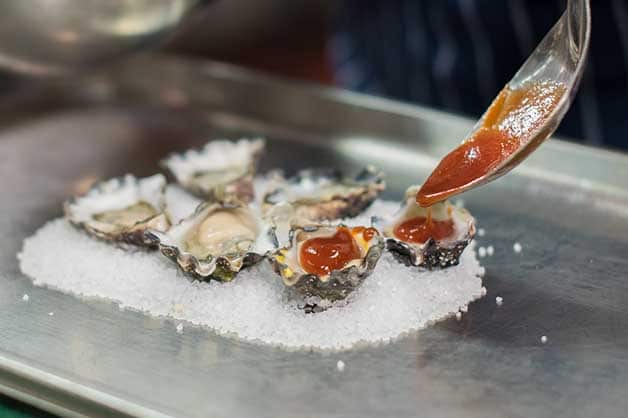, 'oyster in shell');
270,224,384,302
162,138,264,202
64,174,170,247
148,200,274,281
262,166,385,222
378,186,475,268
